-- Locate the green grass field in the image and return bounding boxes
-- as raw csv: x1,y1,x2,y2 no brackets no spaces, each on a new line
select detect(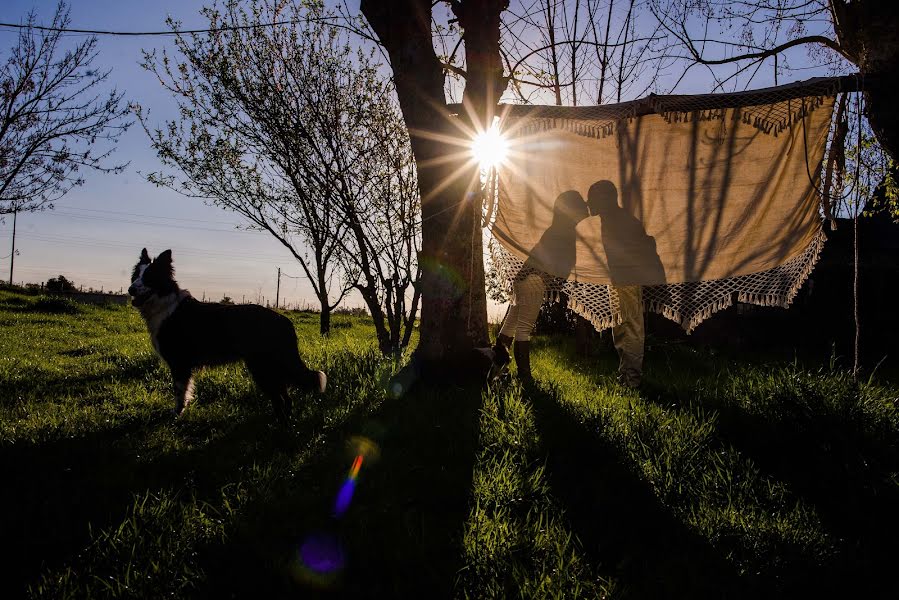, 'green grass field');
1,288,897,598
